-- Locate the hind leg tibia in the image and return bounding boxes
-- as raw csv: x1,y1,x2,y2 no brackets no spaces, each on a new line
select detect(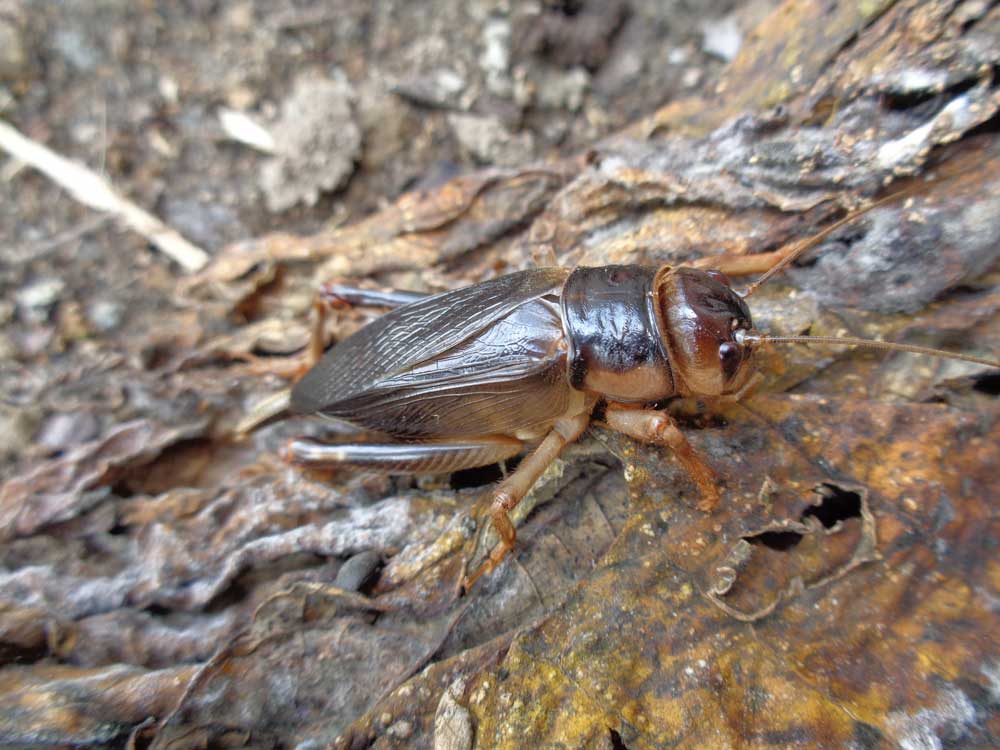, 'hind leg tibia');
463,413,590,589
